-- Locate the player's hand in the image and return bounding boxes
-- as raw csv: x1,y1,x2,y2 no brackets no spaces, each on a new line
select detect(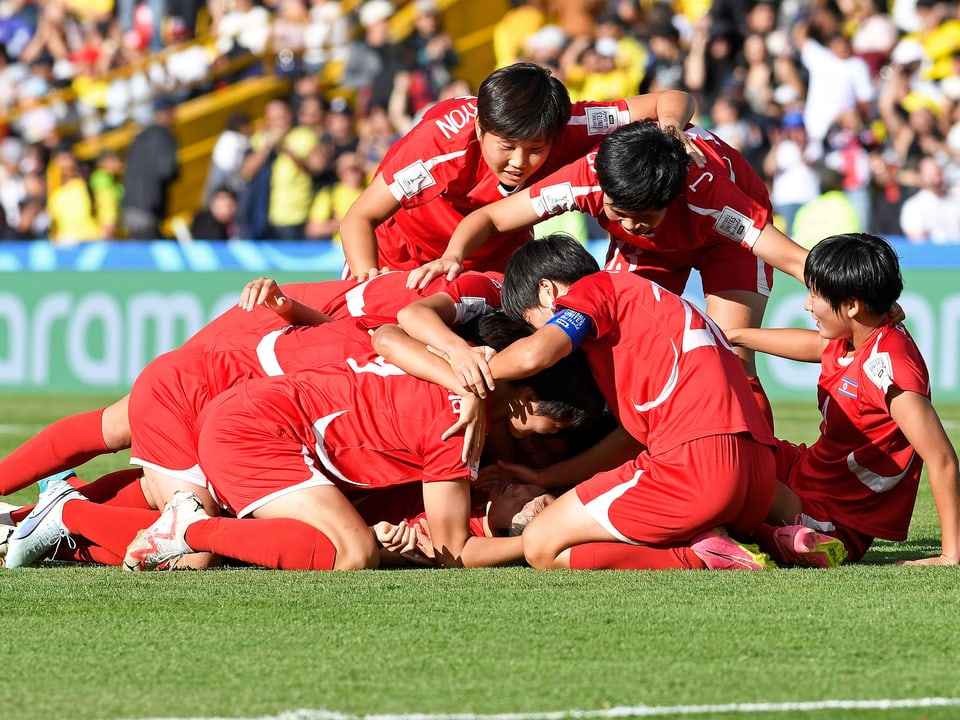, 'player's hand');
888,301,906,324
661,123,706,168
896,554,959,566
372,520,418,554
412,519,436,562
352,266,390,283
239,277,290,314
446,345,495,398
442,392,486,466
406,257,464,290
